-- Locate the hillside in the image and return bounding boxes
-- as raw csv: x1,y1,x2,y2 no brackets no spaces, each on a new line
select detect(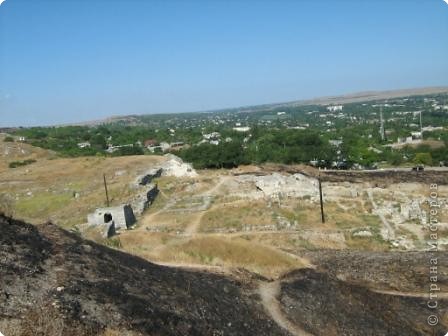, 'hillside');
0,214,286,336
0,135,167,228
0,134,57,170
1,214,448,336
